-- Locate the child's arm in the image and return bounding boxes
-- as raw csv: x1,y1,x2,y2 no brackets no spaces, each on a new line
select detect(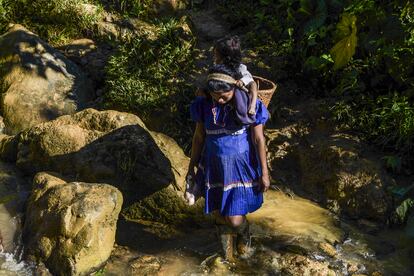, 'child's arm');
247,81,258,115
238,64,257,115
